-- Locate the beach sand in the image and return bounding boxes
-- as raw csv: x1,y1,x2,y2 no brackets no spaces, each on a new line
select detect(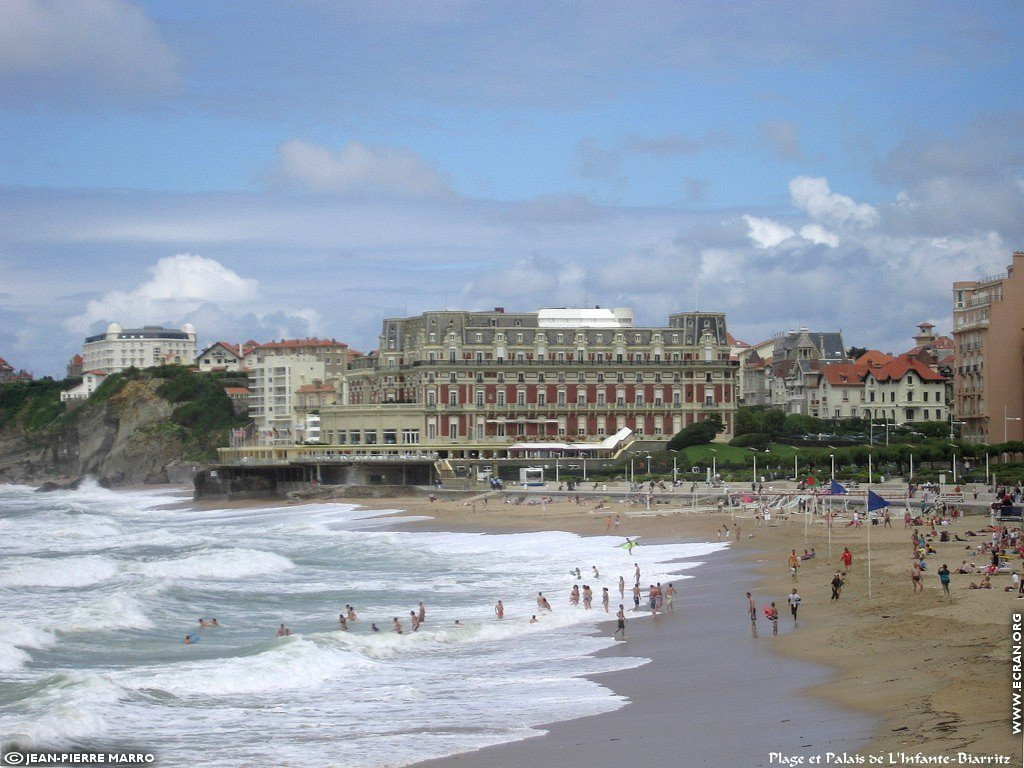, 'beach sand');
336,490,1023,766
